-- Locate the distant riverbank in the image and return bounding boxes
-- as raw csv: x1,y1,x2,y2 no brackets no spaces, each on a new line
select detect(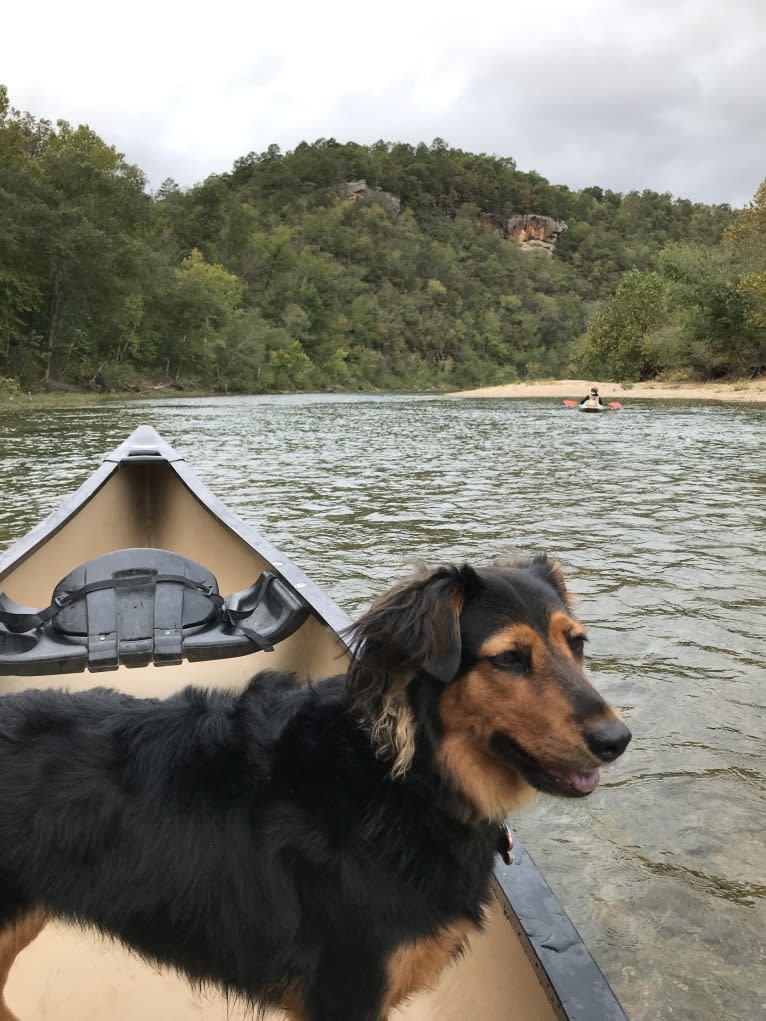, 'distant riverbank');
0,388,213,410
2,378,765,410
449,378,766,403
